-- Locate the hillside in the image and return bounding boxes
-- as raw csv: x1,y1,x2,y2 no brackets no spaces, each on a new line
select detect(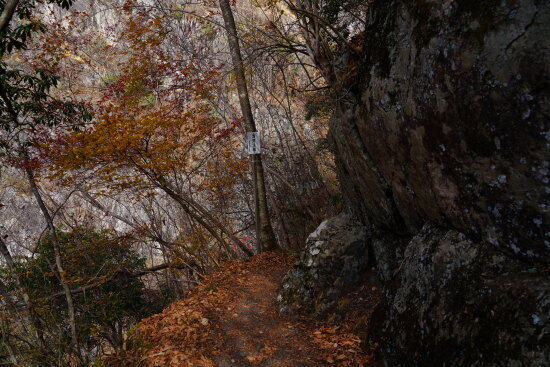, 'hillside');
0,0,547,366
